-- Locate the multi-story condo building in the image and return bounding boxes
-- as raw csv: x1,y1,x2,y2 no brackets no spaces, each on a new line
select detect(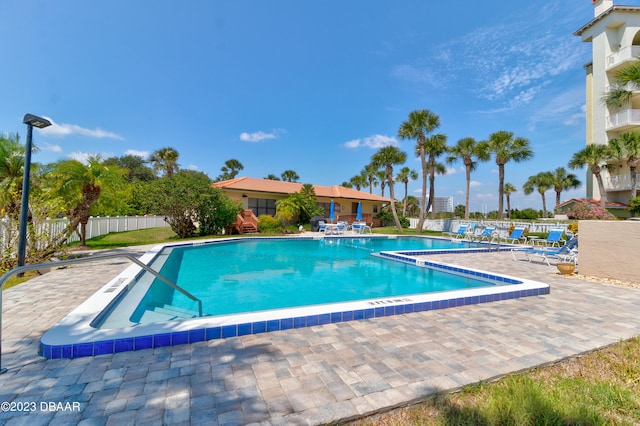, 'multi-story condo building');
575,0,640,205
